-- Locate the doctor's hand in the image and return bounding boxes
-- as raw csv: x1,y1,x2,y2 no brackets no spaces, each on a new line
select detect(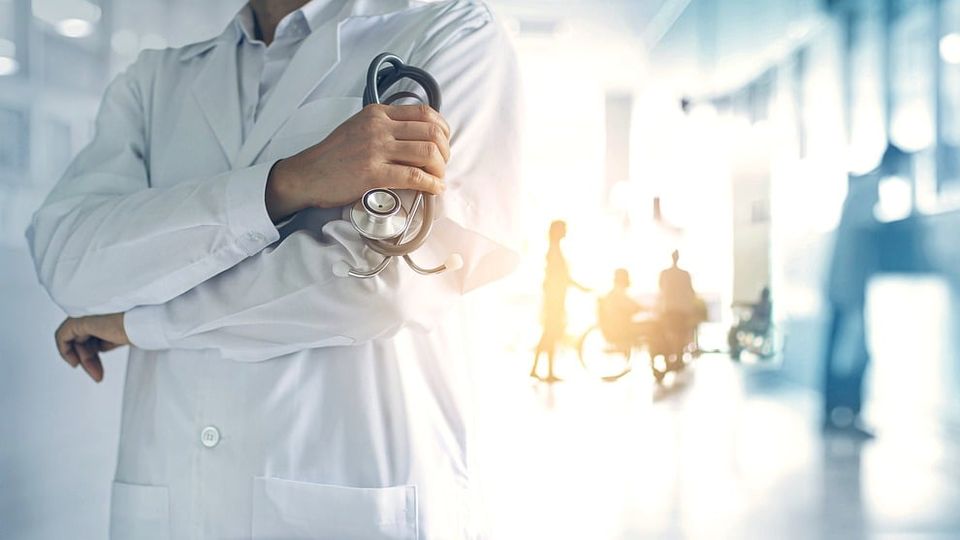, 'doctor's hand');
265,103,451,221
54,313,129,383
